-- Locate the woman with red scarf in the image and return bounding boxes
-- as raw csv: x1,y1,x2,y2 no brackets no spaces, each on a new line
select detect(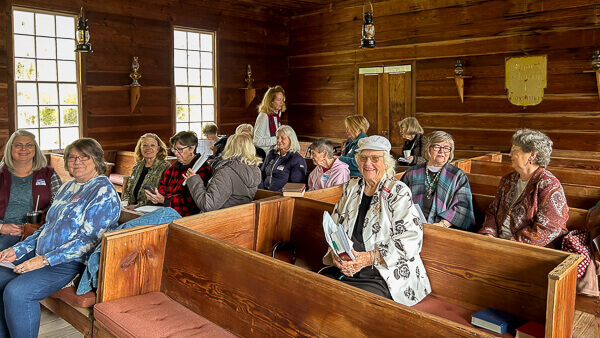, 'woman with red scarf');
254,85,285,155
